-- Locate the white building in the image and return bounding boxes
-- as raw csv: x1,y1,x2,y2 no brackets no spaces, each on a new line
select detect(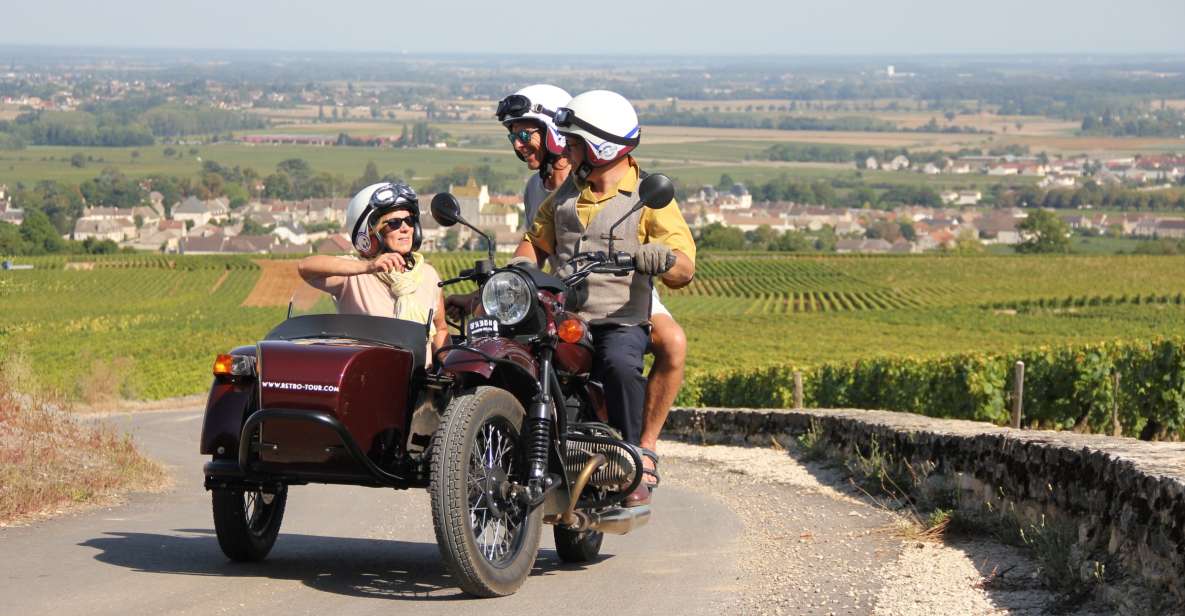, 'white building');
172,196,212,226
